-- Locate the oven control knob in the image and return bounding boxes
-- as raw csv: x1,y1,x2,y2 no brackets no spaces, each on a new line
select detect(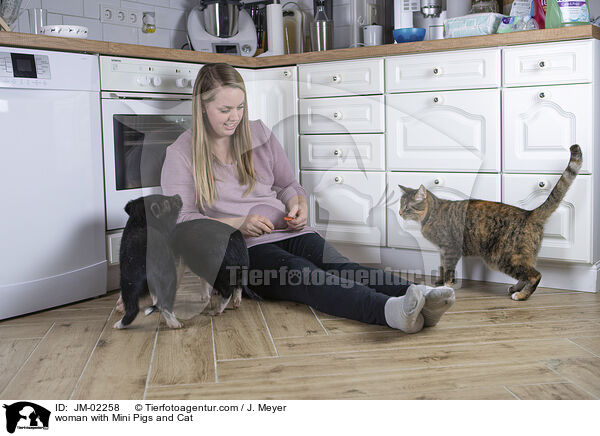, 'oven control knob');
176,78,190,88
151,76,162,87
136,75,151,86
